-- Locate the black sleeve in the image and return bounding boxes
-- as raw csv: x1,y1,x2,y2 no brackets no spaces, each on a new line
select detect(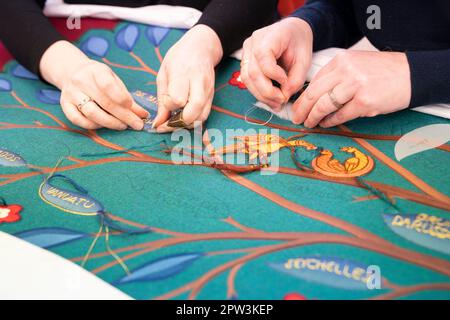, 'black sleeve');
291,0,363,51
196,0,279,56
406,49,450,107
0,0,65,75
